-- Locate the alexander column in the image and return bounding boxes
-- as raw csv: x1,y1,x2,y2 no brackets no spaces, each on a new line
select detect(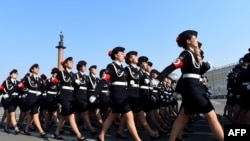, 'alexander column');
56,32,66,70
